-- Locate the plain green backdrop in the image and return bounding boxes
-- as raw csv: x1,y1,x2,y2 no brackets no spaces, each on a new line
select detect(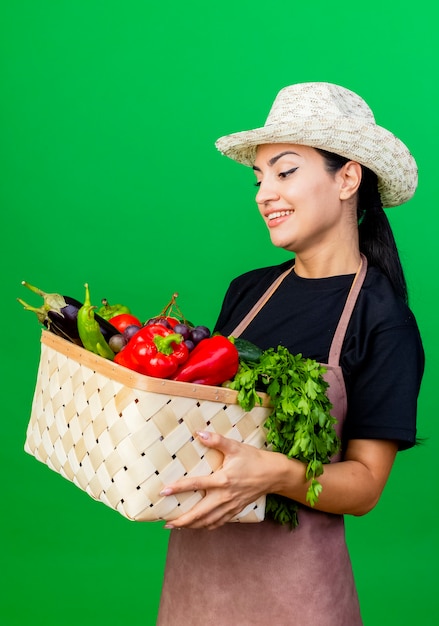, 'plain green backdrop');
1,1,438,624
